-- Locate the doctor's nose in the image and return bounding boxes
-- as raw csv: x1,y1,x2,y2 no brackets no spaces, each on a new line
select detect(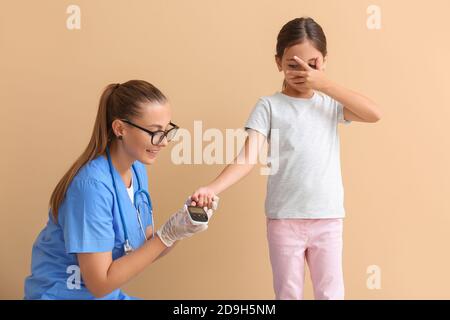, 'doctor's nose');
158,136,169,147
